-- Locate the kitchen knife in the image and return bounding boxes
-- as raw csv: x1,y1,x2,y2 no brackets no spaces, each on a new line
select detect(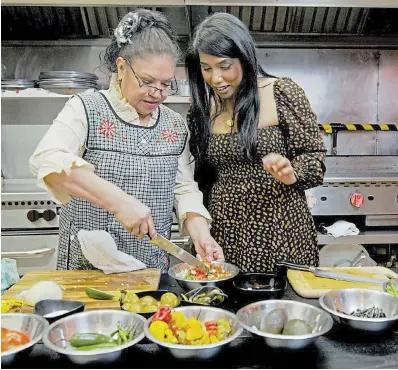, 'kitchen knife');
276,261,386,285
149,234,208,270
